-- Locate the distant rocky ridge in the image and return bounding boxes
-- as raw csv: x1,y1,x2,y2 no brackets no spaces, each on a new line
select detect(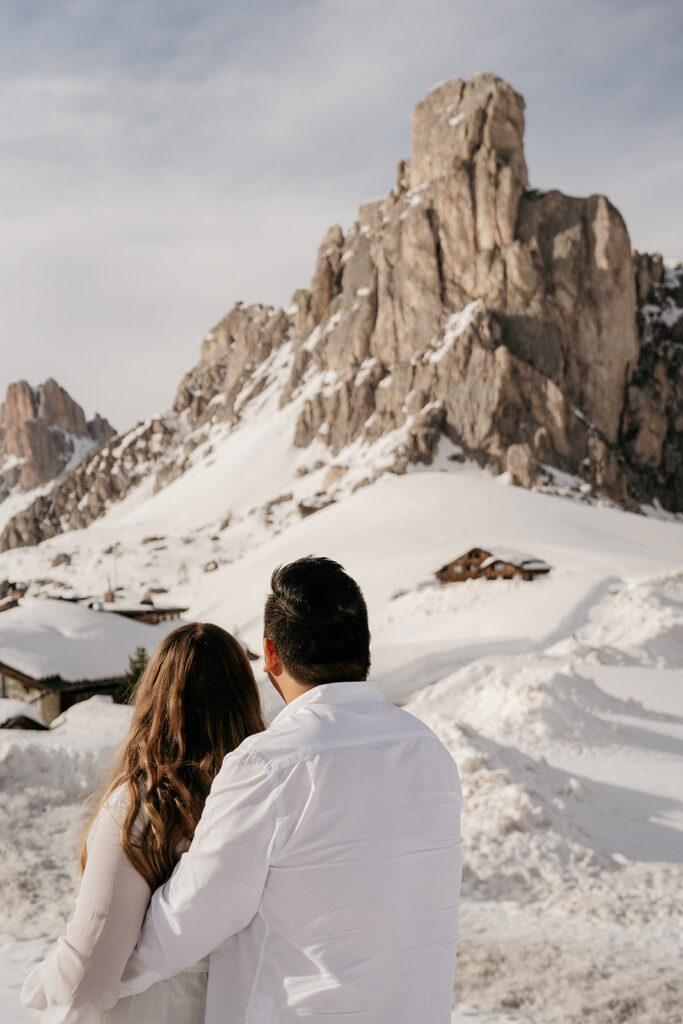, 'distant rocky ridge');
1,73,681,552
0,379,115,500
